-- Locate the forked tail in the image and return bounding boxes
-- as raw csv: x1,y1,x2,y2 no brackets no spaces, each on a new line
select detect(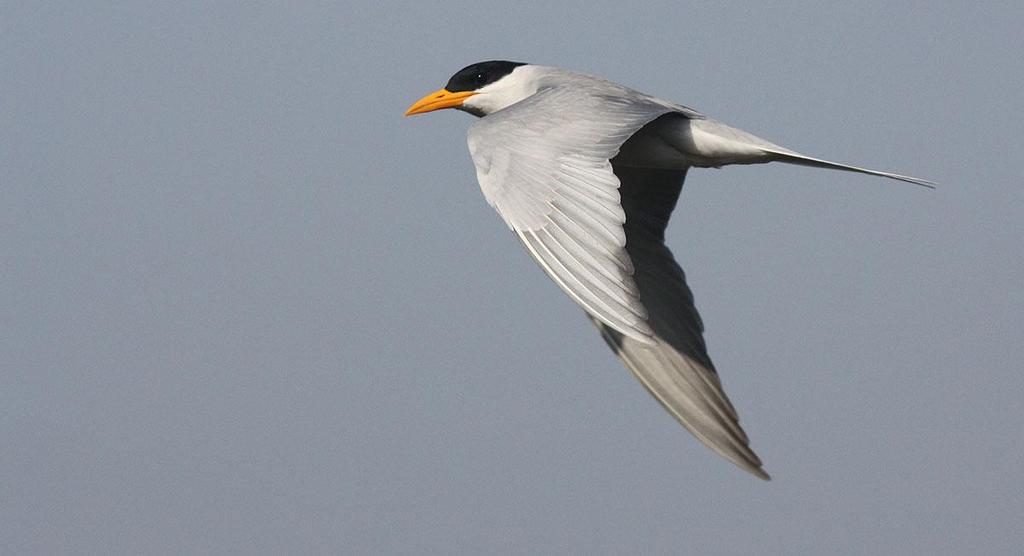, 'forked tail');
763,148,936,188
